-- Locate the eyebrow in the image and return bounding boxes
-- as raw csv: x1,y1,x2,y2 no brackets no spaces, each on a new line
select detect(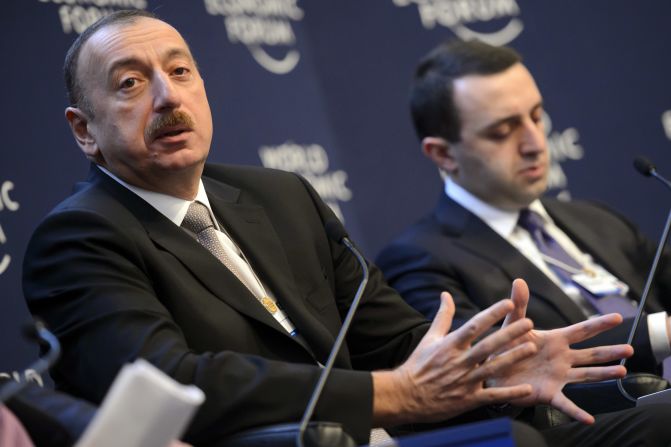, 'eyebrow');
107,48,195,78
479,100,544,133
